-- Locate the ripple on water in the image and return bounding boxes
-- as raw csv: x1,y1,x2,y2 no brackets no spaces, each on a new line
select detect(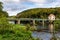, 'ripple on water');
32,31,60,40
